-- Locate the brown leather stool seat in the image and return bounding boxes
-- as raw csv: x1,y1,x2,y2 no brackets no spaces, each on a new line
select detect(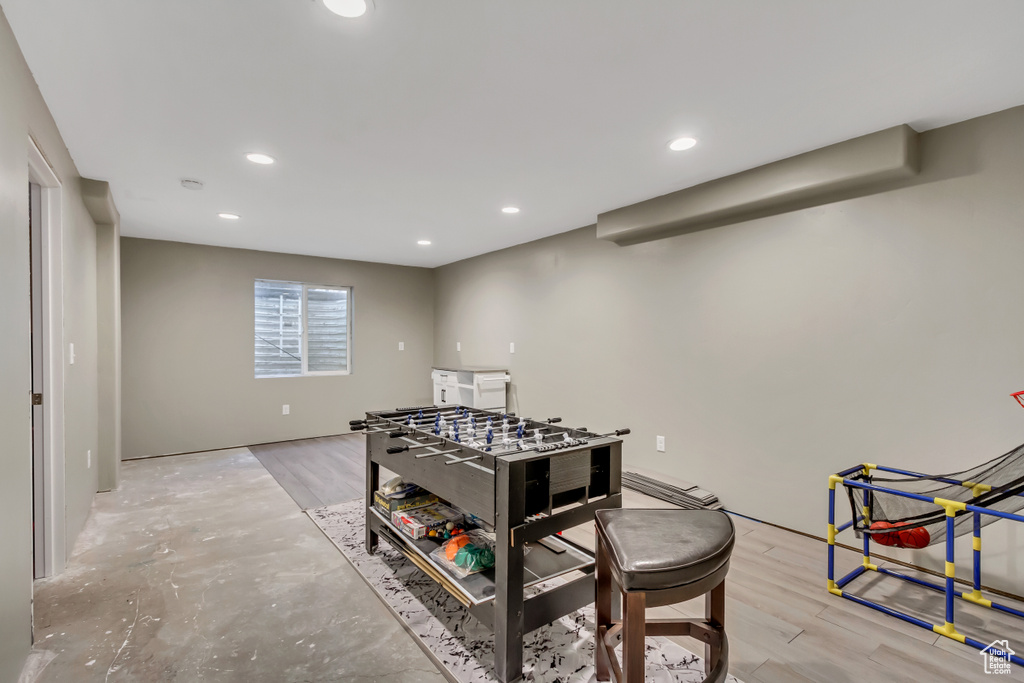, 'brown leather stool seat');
594,508,734,683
